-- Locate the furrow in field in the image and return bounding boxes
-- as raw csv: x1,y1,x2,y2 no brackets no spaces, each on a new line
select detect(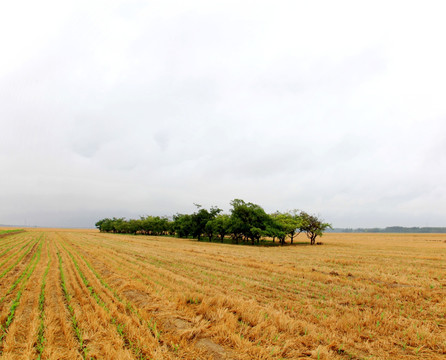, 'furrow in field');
141,245,371,307
0,237,37,276
0,231,26,241
0,237,48,359
0,238,42,322
56,235,165,360
74,232,446,359
59,233,233,360
0,237,43,356
0,234,28,255
57,231,441,356
41,234,82,360
0,231,27,246
55,243,90,359
54,236,135,359
71,232,343,307
0,239,29,263
61,233,296,358
61,235,279,358
110,245,322,306
35,242,51,359
65,234,330,341
132,240,444,359
57,232,216,360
